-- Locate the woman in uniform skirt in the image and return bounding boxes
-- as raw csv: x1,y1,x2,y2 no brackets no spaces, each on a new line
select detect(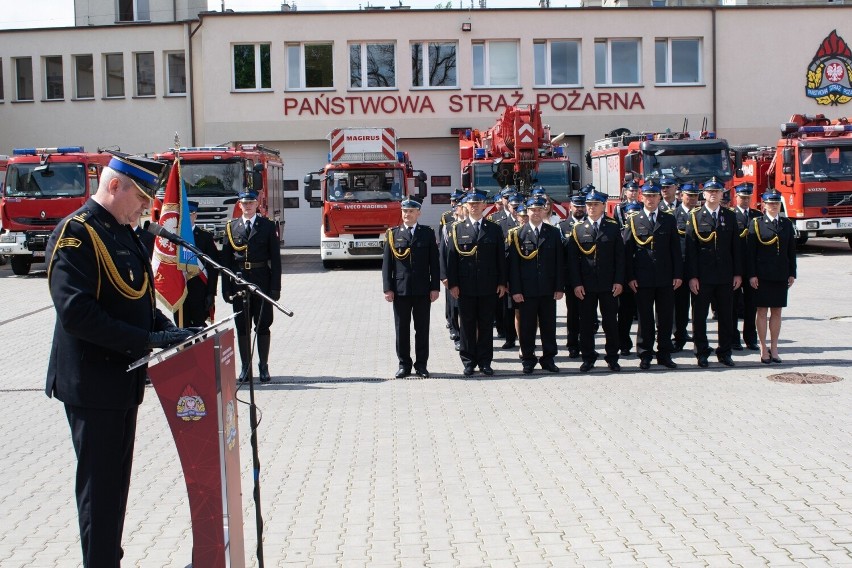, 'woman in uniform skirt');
747,190,797,364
